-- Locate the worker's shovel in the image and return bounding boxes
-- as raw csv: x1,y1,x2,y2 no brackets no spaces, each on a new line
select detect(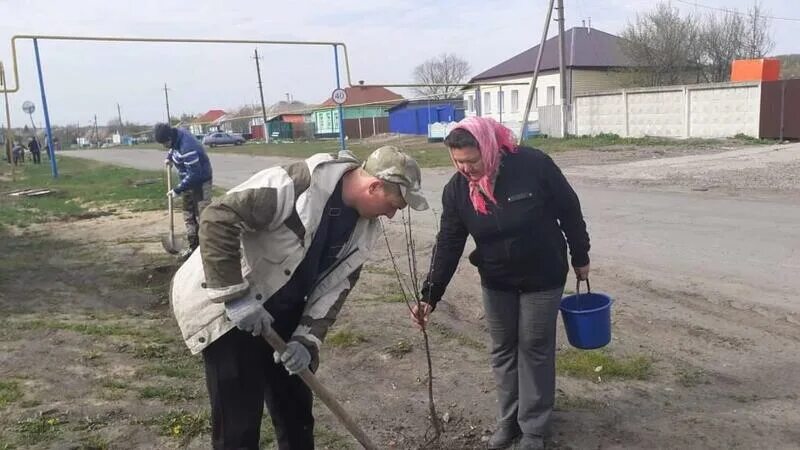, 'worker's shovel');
160,163,185,255
262,329,378,450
